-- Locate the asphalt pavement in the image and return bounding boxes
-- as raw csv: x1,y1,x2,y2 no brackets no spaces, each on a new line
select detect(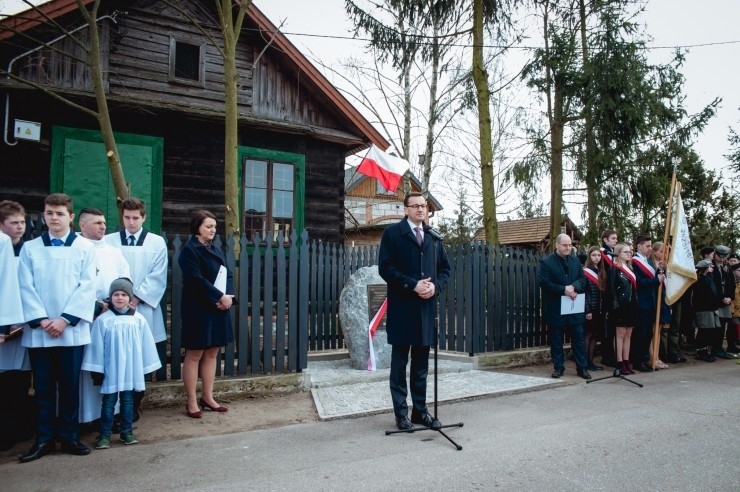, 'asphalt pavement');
3,360,738,491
